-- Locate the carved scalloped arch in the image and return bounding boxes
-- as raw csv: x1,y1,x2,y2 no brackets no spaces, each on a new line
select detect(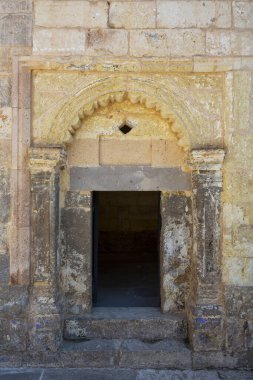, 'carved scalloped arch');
50,76,197,151
64,91,189,151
